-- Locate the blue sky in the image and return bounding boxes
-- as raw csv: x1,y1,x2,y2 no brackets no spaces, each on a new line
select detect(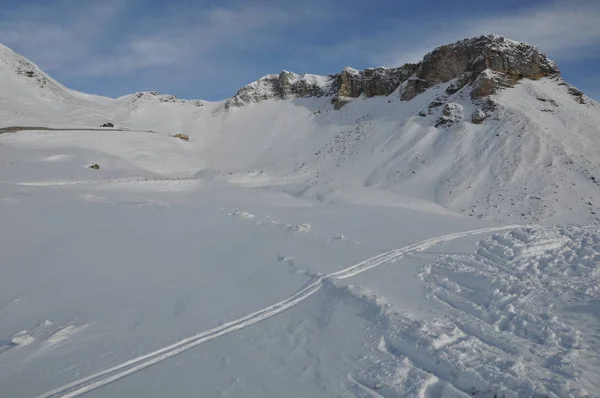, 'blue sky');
1,0,598,100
